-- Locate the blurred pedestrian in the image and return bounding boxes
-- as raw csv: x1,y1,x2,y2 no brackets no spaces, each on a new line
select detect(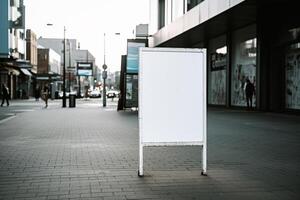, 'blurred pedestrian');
245,79,255,110
41,84,49,108
35,85,40,101
1,83,9,107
